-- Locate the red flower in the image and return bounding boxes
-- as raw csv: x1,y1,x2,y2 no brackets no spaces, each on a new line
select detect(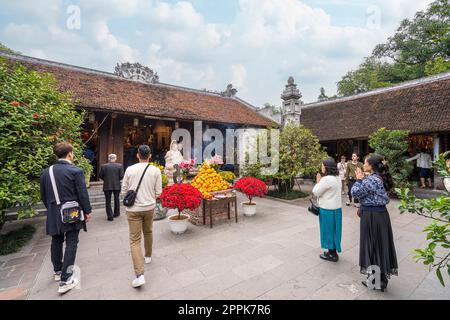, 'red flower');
10,101,20,107
160,184,203,217
234,177,268,204
33,113,40,118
